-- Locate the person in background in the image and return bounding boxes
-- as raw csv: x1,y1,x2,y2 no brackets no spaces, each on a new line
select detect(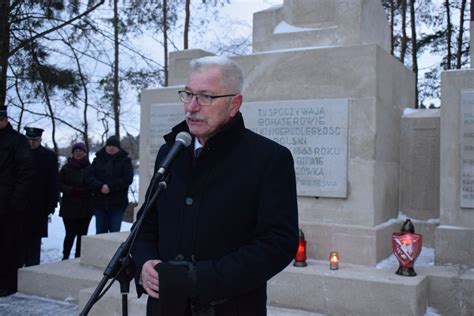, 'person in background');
0,106,34,296
22,126,59,267
131,56,298,315
58,142,93,260
86,136,133,234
